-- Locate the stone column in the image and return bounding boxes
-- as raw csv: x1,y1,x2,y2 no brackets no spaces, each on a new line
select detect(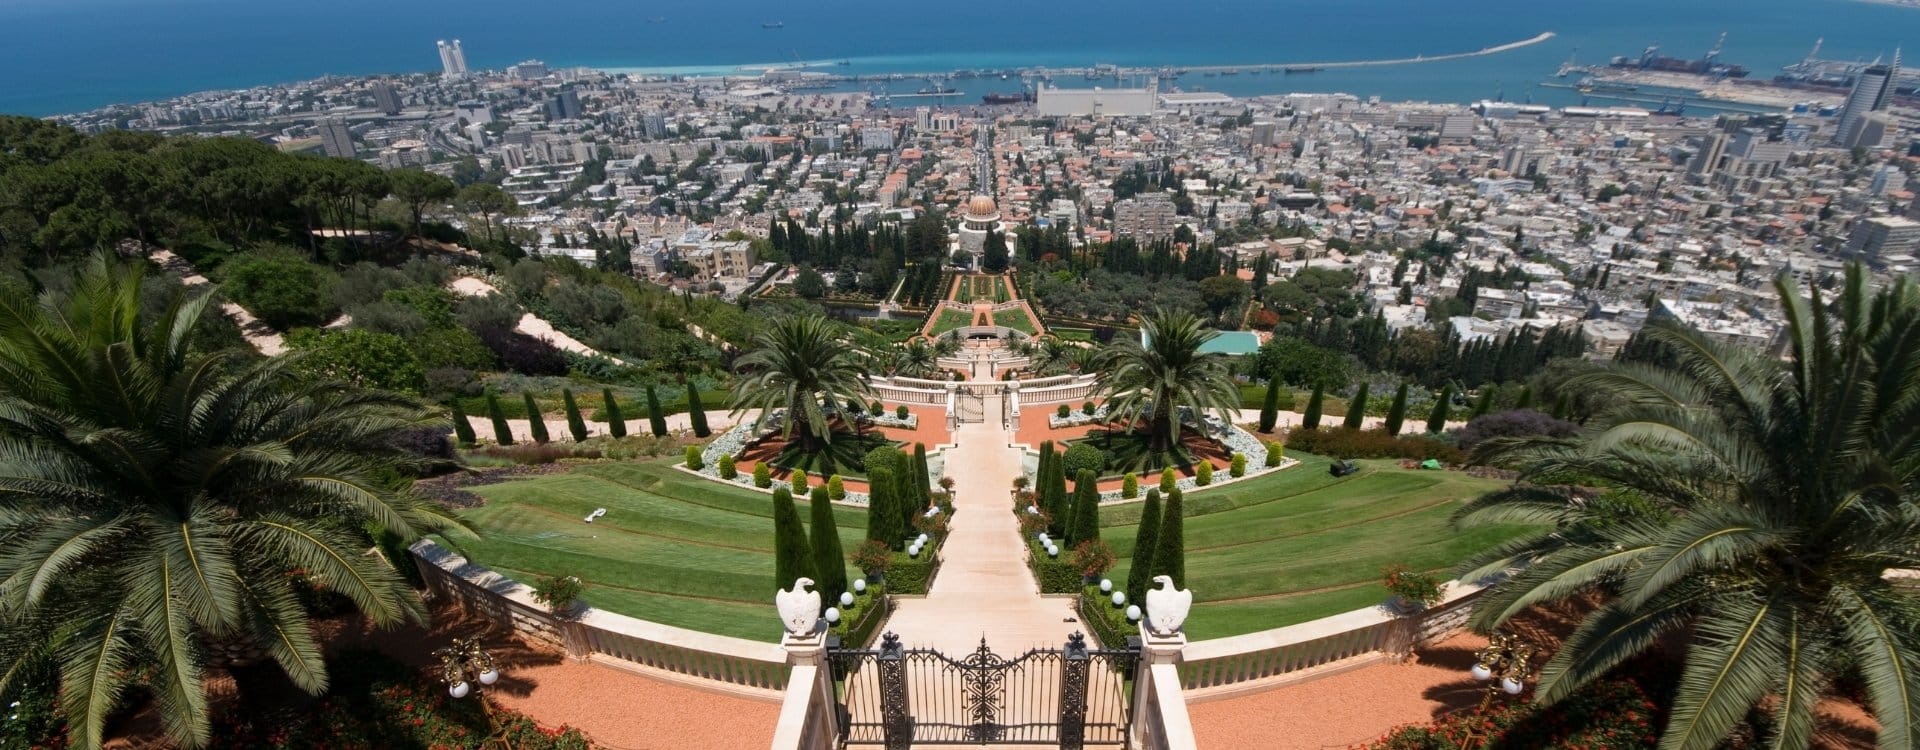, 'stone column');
772,629,837,750
1130,623,1192,749
945,382,960,431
